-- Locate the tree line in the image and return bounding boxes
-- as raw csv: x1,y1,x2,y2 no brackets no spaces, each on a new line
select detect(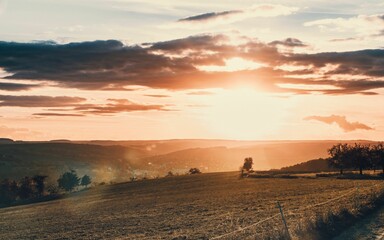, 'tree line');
328,142,384,175
0,170,91,206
